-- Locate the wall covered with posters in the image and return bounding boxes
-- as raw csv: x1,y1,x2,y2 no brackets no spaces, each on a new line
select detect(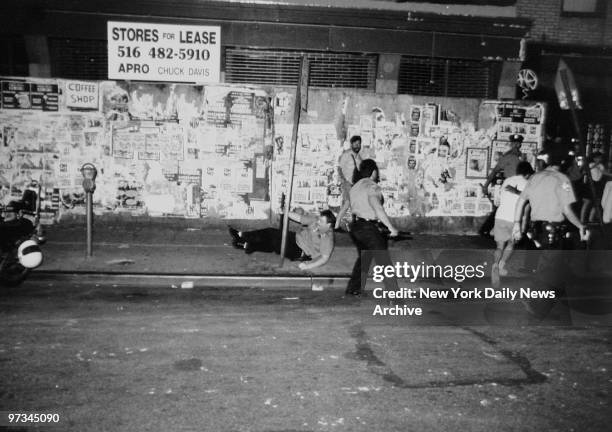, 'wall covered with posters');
0,77,545,230
0,77,272,223
271,89,545,222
